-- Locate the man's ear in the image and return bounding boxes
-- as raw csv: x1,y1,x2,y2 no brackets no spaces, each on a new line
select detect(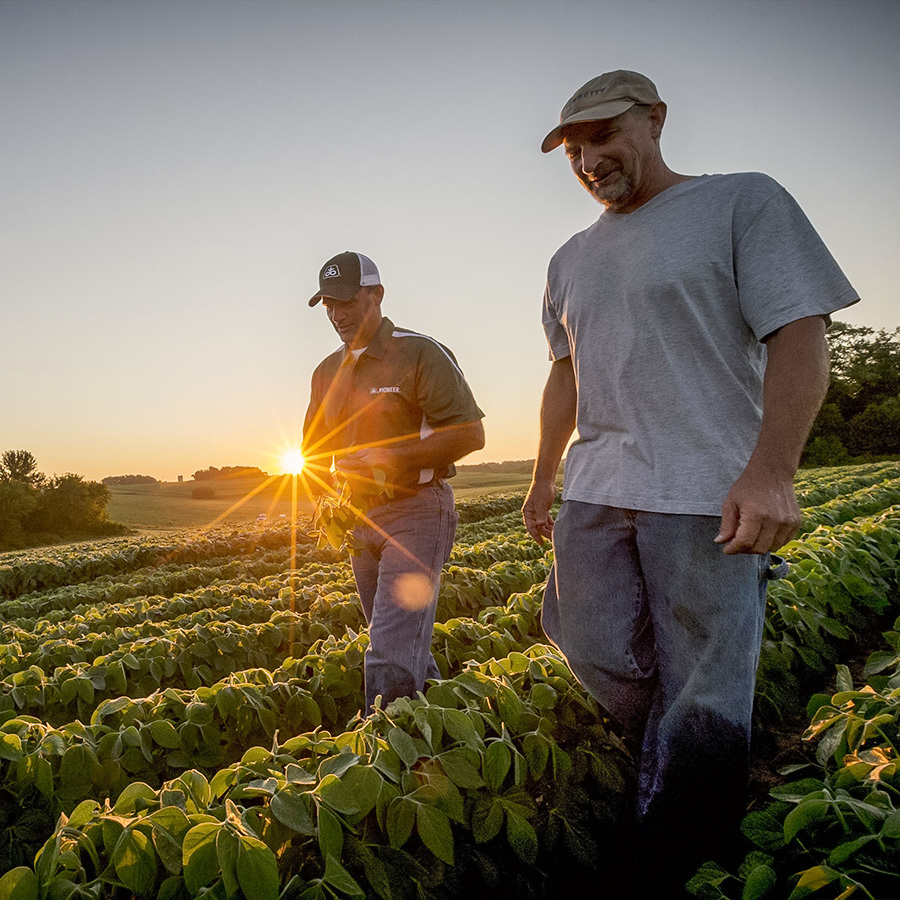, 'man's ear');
648,101,667,140
371,284,385,305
